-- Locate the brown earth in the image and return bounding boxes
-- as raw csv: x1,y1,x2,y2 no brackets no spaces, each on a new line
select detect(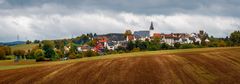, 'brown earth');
1,48,240,84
